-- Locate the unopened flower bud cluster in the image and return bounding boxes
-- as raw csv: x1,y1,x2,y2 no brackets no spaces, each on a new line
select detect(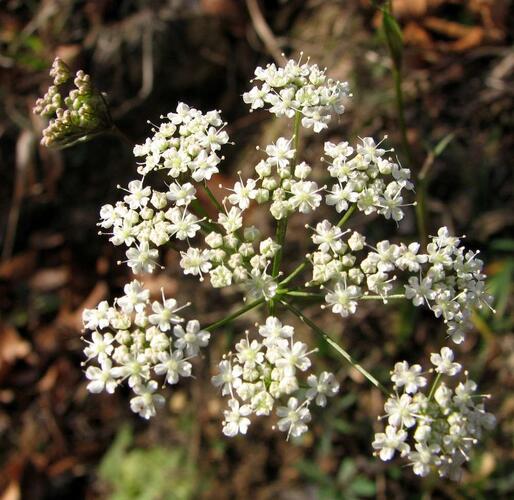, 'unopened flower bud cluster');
372,347,495,480
212,316,339,439
33,58,111,147
82,279,210,419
